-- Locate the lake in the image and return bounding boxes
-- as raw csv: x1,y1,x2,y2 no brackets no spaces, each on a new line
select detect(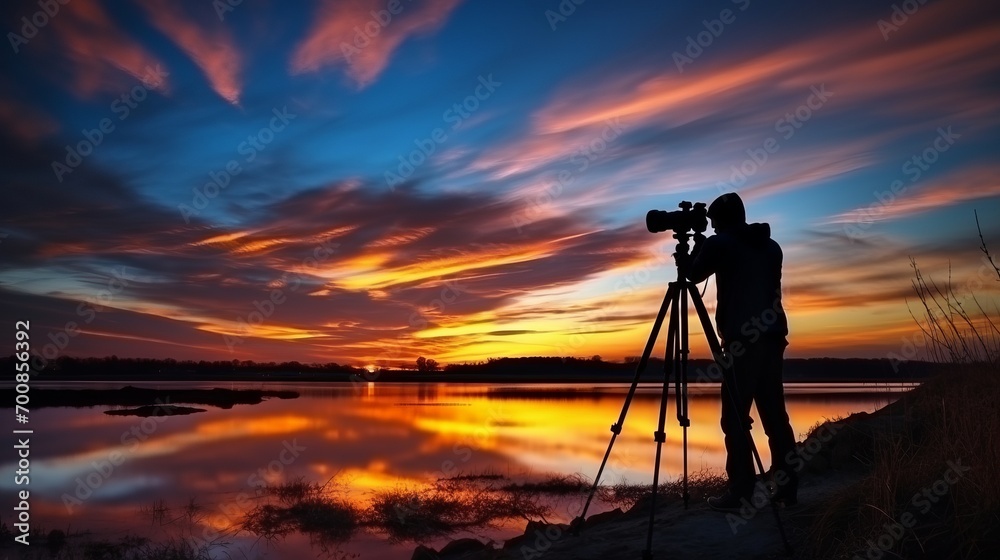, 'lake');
2,382,912,559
